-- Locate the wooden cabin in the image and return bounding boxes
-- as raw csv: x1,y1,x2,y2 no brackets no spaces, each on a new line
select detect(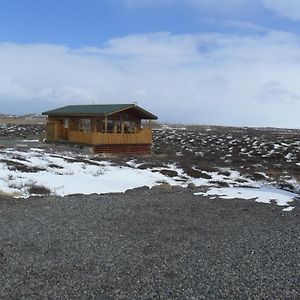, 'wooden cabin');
42,104,158,154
